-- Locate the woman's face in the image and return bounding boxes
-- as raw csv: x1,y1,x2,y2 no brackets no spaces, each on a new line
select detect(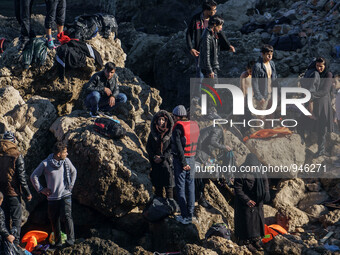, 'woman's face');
157,117,165,127
316,62,325,73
